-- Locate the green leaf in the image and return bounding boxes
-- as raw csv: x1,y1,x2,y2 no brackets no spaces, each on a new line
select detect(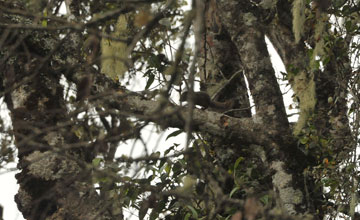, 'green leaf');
165,163,171,174
145,72,155,90
164,145,175,155
260,194,269,205
342,5,351,15
41,19,47,27
166,129,183,140
299,136,308,145
150,151,161,159
234,156,244,171
320,138,328,147
139,202,148,220
159,158,166,168
42,9,48,27
184,213,191,220
124,176,134,183
196,181,205,195
143,69,152,76
322,55,330,66
149,209,159,220
92,158,102,167
345,20,353,32
186,205,198,219
148,54,161,68
172,161,182,177
159,18,171,27
229,186,240,198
